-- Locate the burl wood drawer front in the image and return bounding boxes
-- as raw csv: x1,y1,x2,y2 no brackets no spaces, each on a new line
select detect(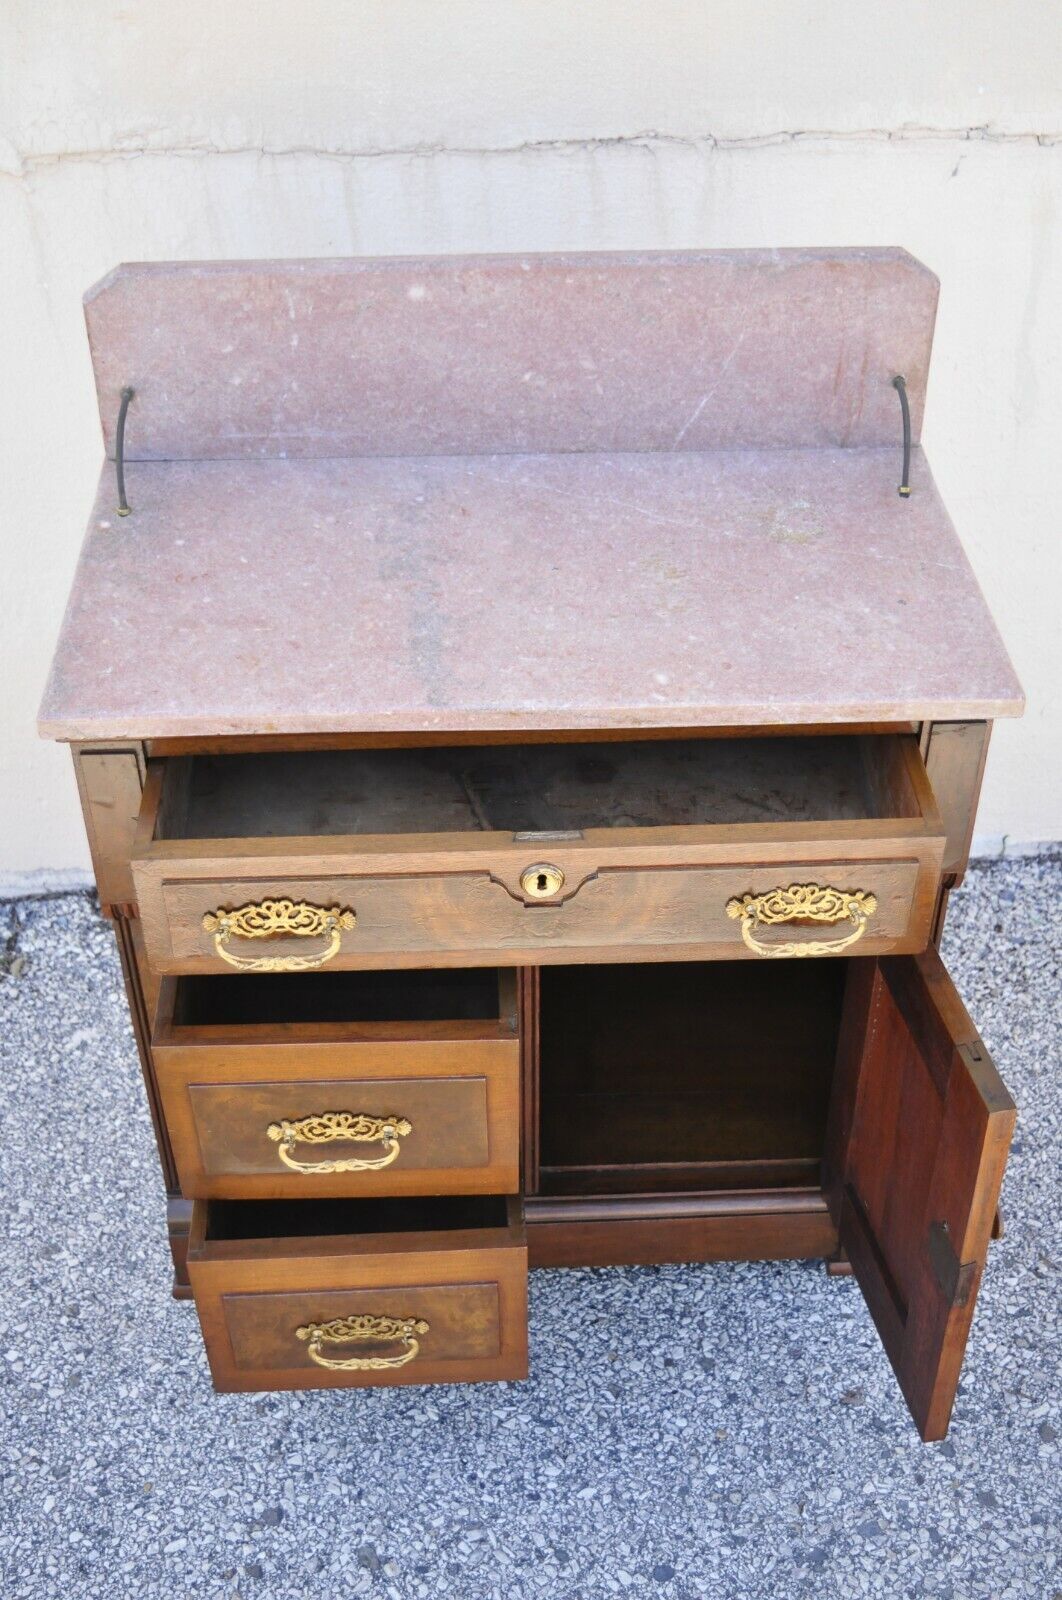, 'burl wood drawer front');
156,1040,520,1199
154,971,520,1198
132,735,945,971
187,1197,528,1392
